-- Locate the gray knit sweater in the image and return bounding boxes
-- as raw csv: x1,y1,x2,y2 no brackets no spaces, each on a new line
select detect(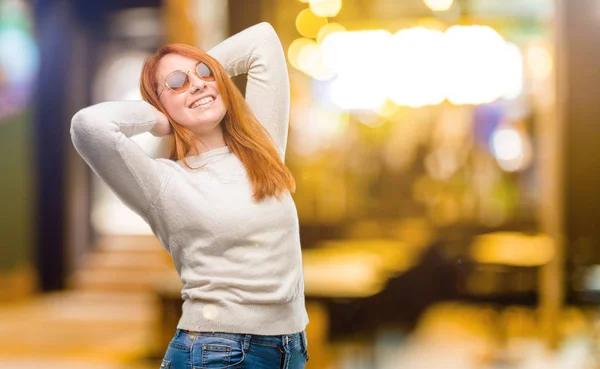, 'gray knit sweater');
70,23,309,335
